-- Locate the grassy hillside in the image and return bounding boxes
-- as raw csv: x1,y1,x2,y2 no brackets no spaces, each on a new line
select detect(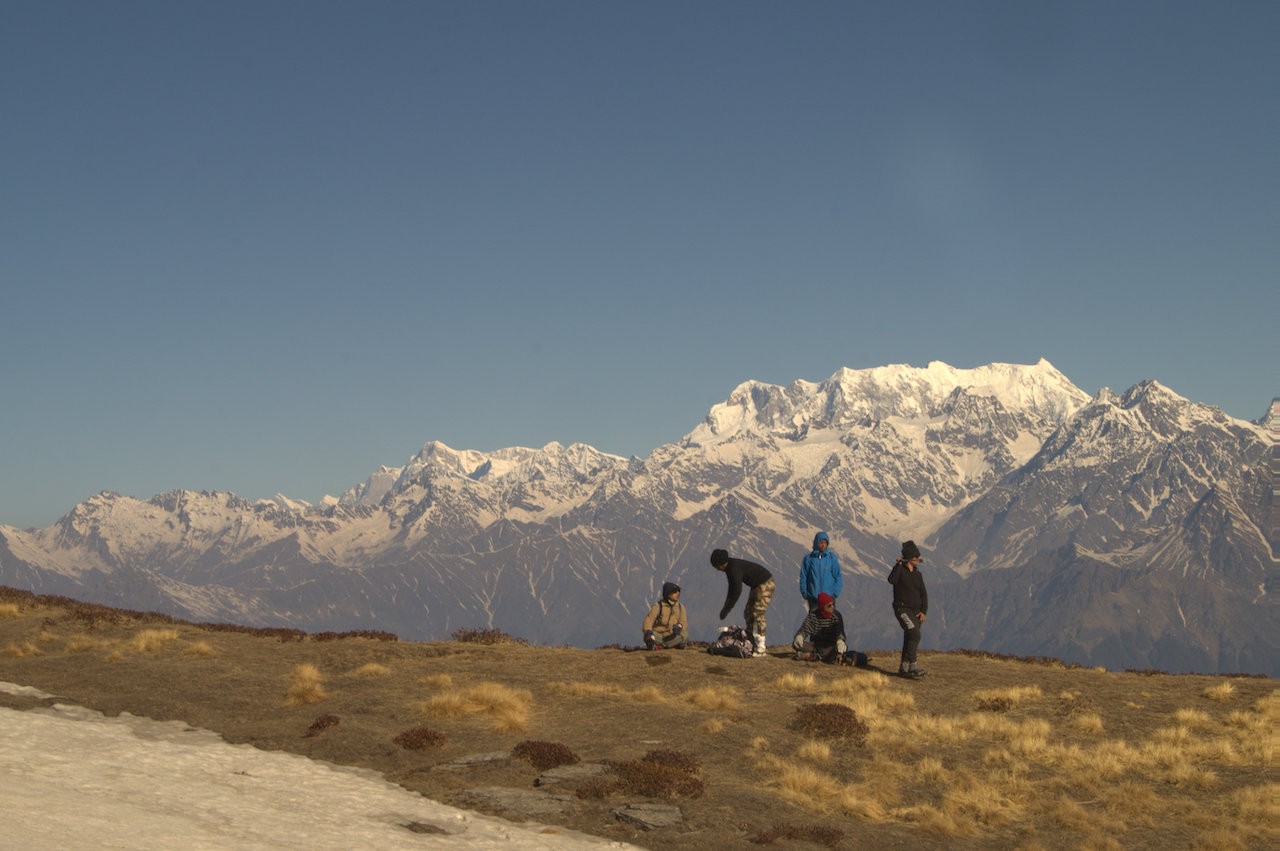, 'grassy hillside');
0,588,1273,850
